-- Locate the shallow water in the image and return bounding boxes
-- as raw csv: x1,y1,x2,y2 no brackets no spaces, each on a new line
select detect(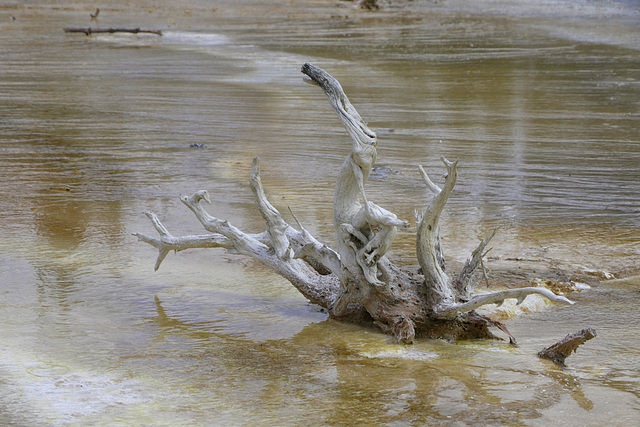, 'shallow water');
1,1,639,425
